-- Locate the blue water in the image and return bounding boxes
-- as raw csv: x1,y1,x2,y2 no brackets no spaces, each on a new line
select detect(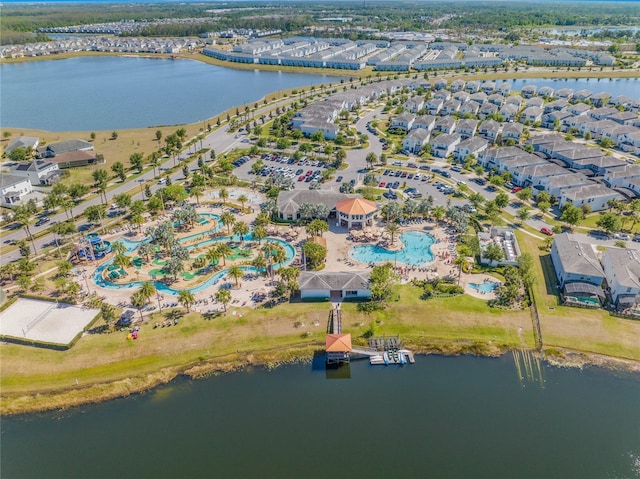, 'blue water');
350,230,434,266
94,234,295,295
0,56,344,131
469,281,499,294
